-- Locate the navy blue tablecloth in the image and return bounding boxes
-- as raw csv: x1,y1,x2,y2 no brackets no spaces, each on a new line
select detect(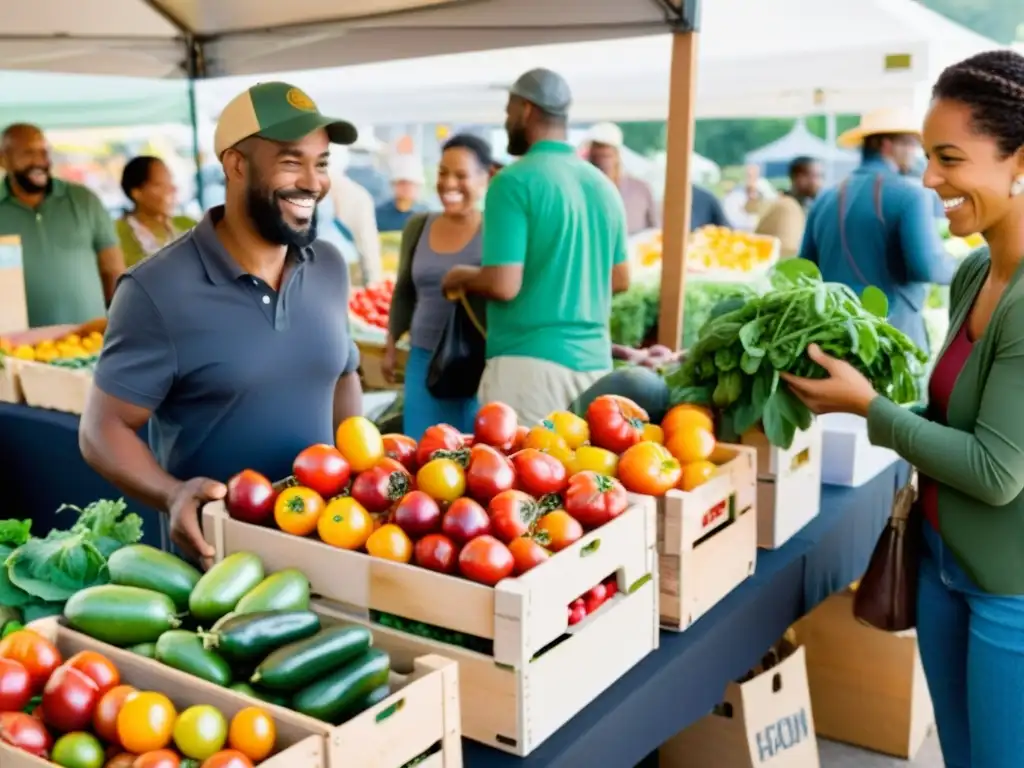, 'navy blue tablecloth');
0,402,899,768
